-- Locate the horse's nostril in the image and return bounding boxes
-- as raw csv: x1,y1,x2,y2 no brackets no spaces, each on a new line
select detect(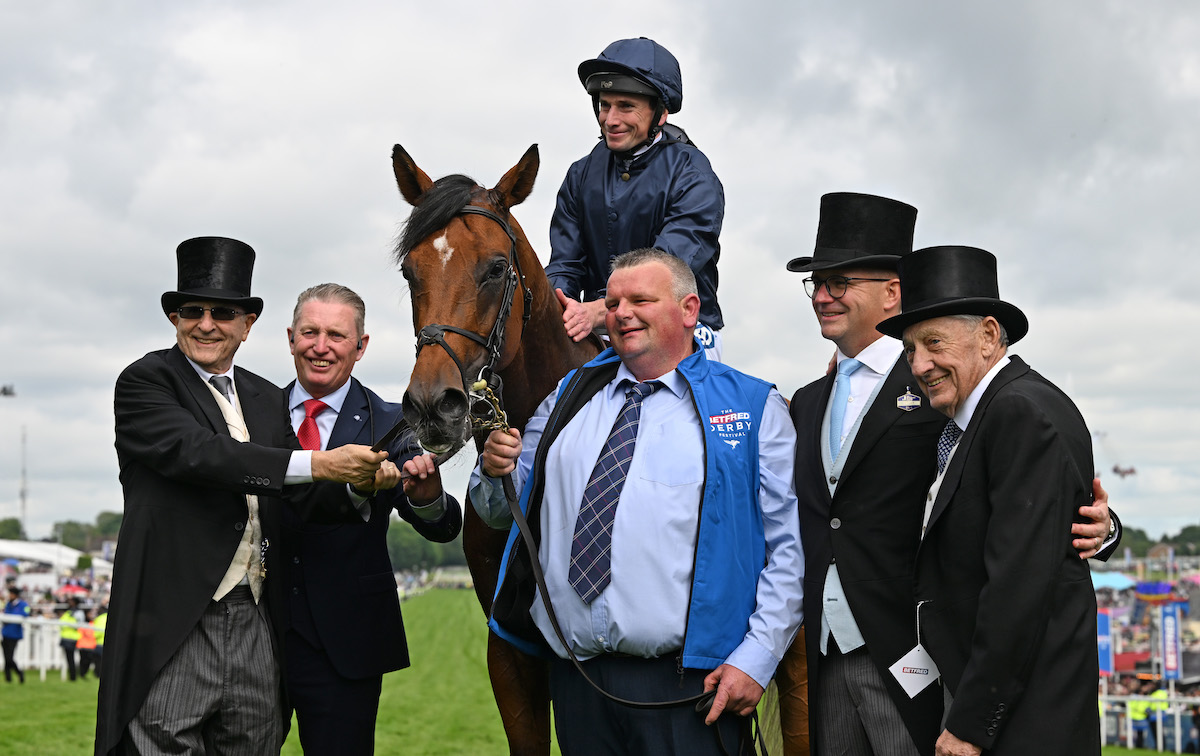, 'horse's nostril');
437,389,468,421
400,391,420,421
401,388,468,427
